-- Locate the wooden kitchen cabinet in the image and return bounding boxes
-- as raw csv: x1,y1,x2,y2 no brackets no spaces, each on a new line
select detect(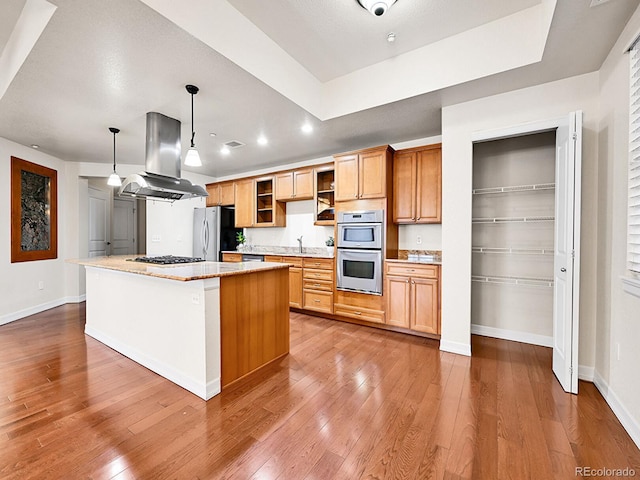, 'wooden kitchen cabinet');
222,253,242,262
255,176,286,227
302,257,334,314
314,165,335,225
275,169,313,201
206,181,235,207
266,256,303,308
385,262,440,335
393,144,441,224
234,179,254,228
334,145,393,202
